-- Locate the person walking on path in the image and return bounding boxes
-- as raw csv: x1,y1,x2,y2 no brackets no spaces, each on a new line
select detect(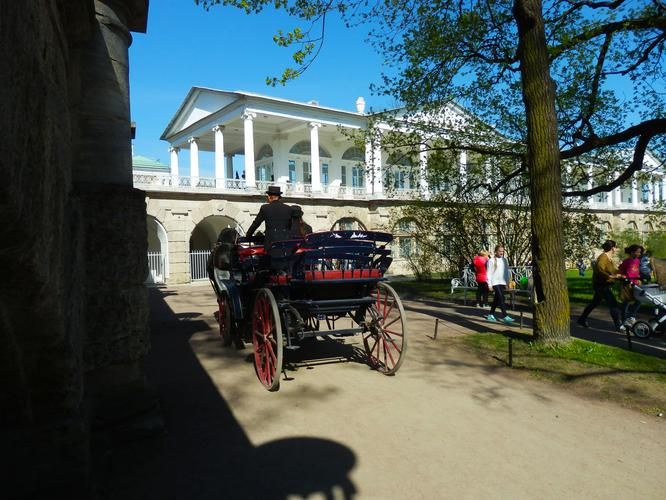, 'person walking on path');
473,250,490,308
639,248,654,284
618,244,642,325
577,240,625,331
486,245,515,324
